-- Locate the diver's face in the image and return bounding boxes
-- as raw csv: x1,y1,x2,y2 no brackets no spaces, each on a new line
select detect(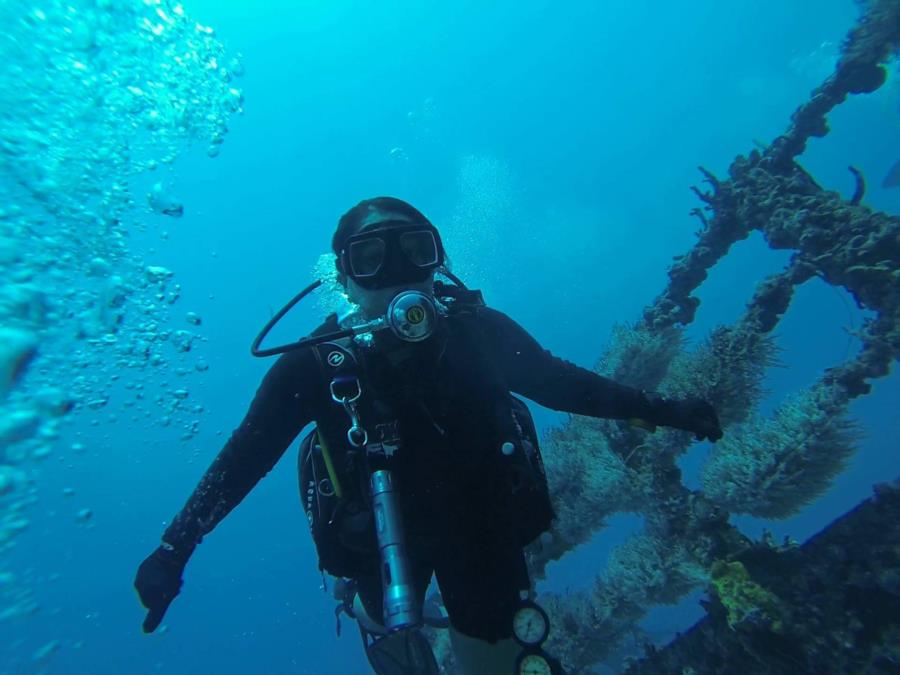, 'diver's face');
341,209,436,318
